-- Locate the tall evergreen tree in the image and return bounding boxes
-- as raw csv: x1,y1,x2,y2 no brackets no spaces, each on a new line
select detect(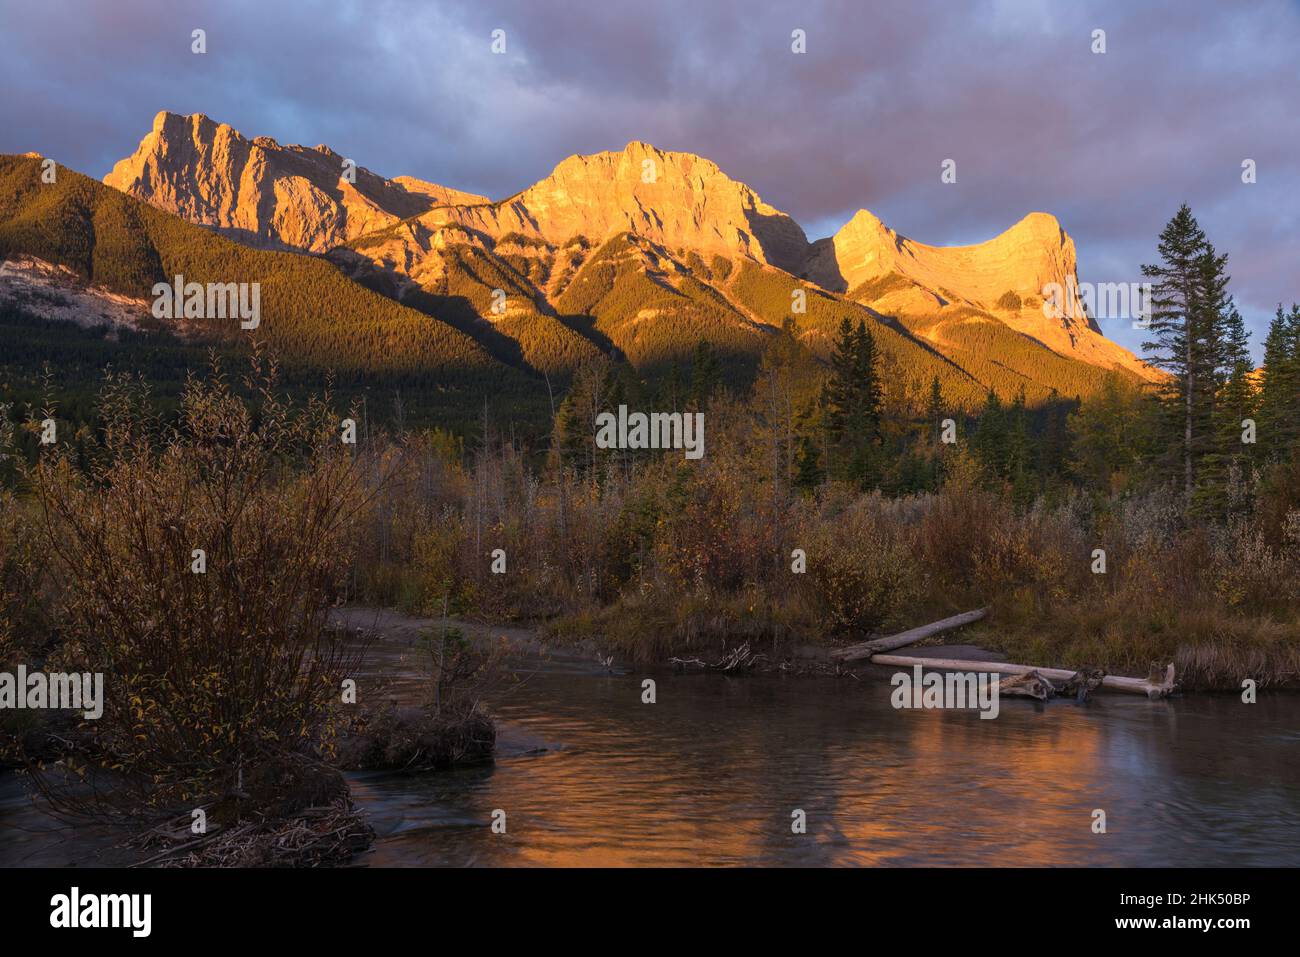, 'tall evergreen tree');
820,317,883,485
1141,205,1239,502
793,436,824,493
924,375,944,436
972,390,1007,481
1199,305,1257,517
1258,303,1300,458
688,340,722,409
1067,373,1154,492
